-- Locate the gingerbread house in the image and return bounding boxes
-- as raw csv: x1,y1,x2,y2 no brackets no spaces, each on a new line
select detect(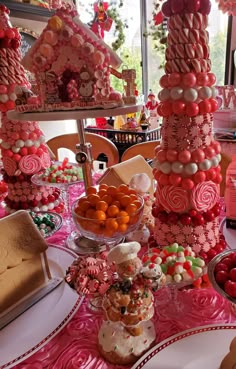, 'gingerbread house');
19,4,124,112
